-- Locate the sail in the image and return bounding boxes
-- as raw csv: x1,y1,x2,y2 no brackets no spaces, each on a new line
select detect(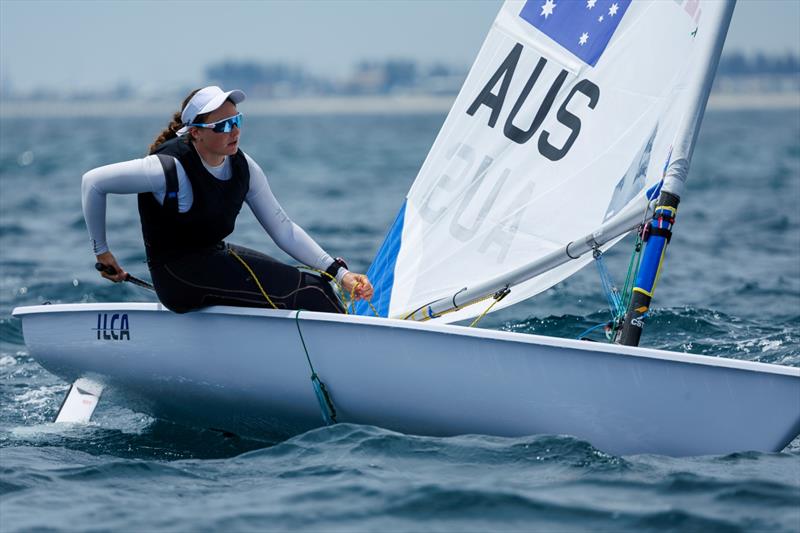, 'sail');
357,0,732,323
